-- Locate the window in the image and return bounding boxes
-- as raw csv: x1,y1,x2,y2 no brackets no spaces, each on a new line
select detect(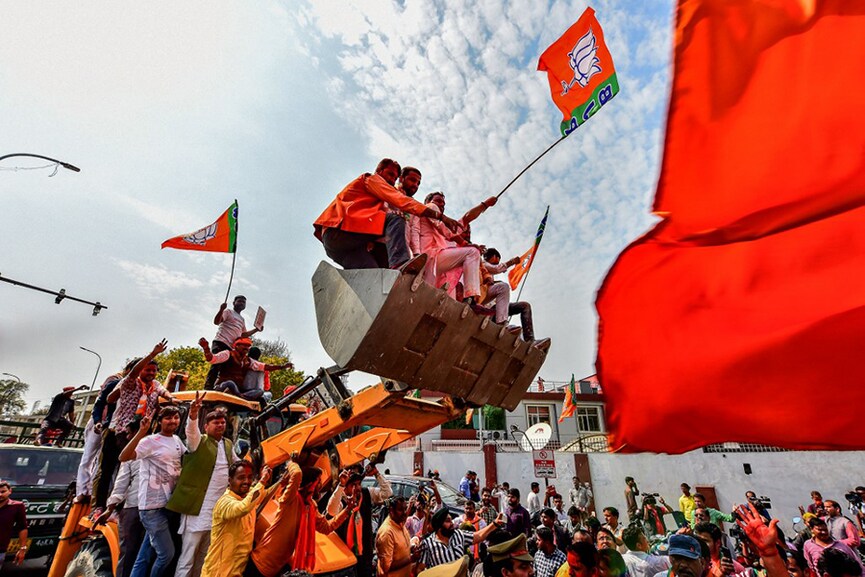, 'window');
526,405,552,428
577,406,602,433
